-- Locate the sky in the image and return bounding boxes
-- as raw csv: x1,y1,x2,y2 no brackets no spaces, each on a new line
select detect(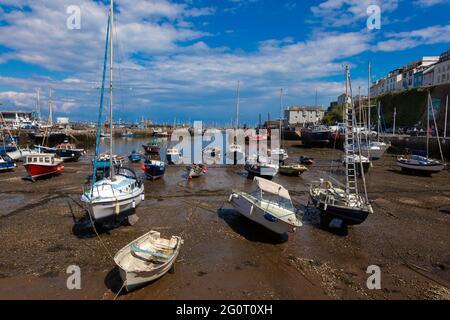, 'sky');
0,0,449,125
